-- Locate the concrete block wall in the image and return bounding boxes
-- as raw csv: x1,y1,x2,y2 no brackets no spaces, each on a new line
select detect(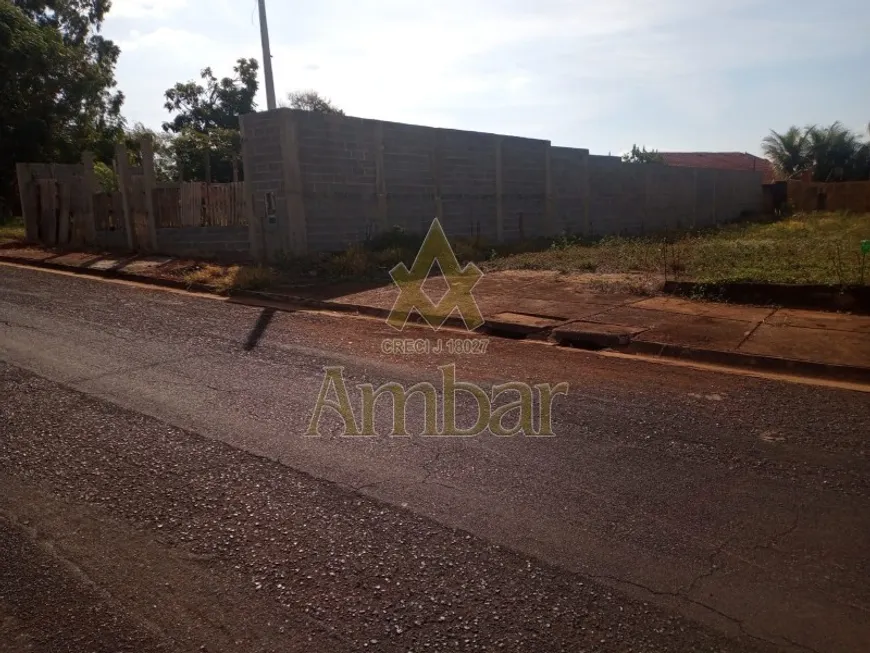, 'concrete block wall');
157,226,250,258
239,110,291,262
715,169,764,224
587,156,645,235
549,147,589,236
584,158,763,236
694,169,718,228
382,121,438,236
501,137,550,240
786,180,870,213
438,129,499,240
296,111,381,251
645,165,696,232
241,109,765,258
